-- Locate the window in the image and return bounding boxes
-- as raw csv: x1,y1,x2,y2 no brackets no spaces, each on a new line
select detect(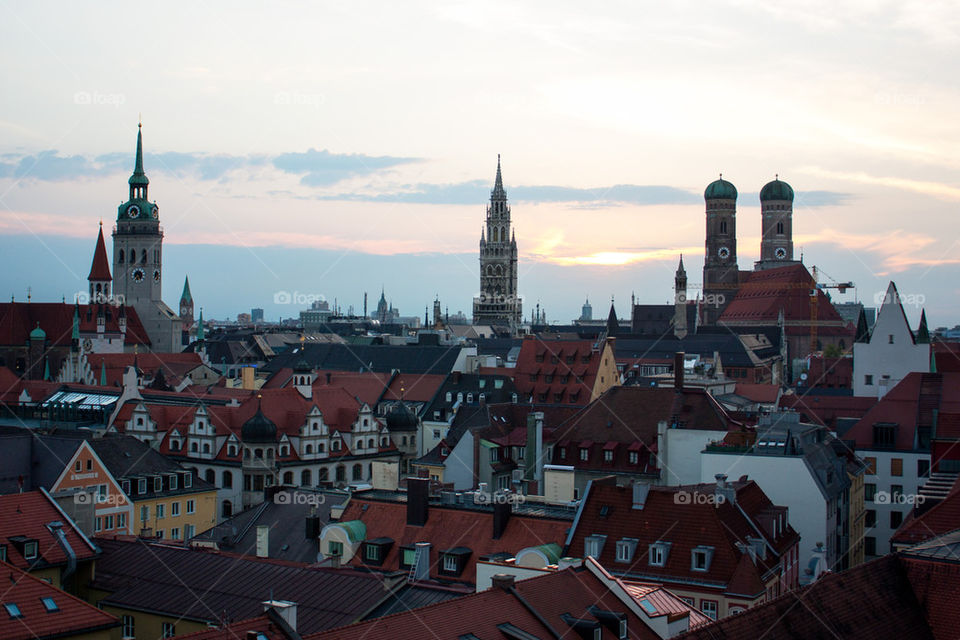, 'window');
87,459,93,471
891,485,903,502
865,510,877,527
104,515,114,530
364,544,380,562
162,622,176,638
865,483,877,501
222,471,232,488
74,460,81,472
328,541,343,557
629,451,639,465
140,505,149,522
169,475,178,490
154,477,162,492
443,554,458,572
23,540,37,560
691,546,714,572
648,542,670,567
4,603,22,619
183,473,192,488
156,504,165,519
890,510,903,529
559,448,566,460
603,450,613,463
918,459,931,478
95,517,102,533
184,524,195,539
186,499,195,514
584,534,607,558
580,448,589,461
401,547,417,567
615,539,637,563
171,502,180,517
433,429,441,439
122,615,135,637
888,334,894,344
118,513,126,530
171,527,180,540
863,457,877,475
41,597,58,612
865,536,877,556
864,375,873,386
700,600,718,621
